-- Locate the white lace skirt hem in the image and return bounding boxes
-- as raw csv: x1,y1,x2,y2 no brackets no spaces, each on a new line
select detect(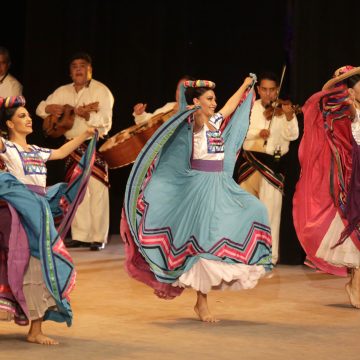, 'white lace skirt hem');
172,258,266,294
